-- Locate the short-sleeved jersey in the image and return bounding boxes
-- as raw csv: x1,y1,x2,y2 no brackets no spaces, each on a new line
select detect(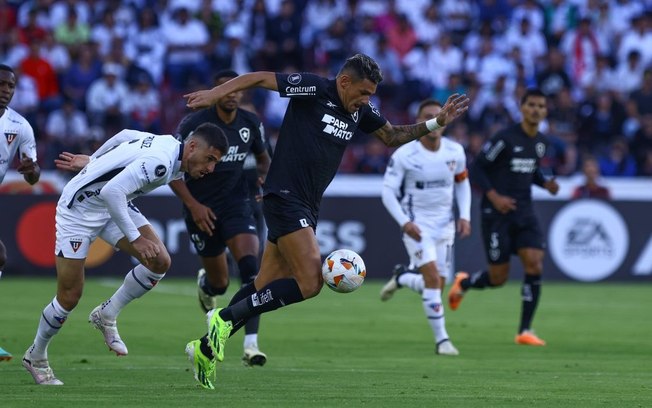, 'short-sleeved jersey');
472,123,548,214
59,130,183,211
176,107,265,208
0,107,37,183
265,72,387,212
384,138,467,238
